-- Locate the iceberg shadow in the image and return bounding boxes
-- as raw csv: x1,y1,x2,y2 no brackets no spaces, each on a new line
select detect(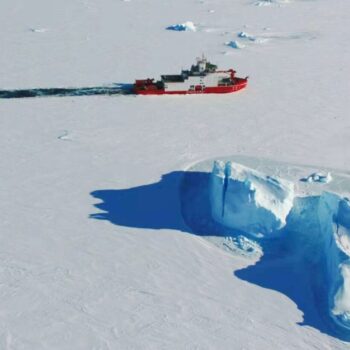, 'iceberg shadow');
91,171,190,232
234,241,332,337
